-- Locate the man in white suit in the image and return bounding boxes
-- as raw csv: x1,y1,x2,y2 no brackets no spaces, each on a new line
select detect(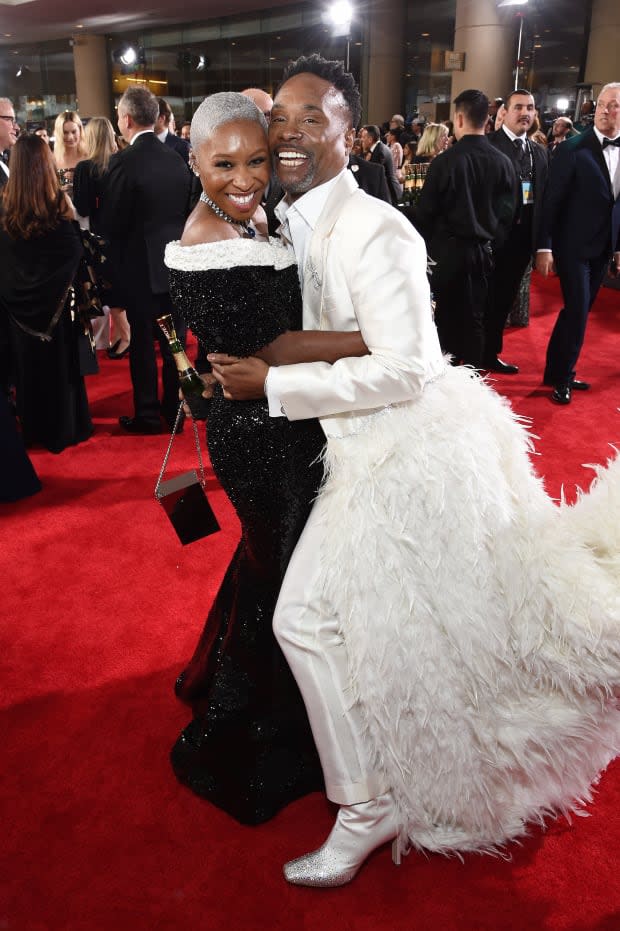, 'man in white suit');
209,55,445,886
